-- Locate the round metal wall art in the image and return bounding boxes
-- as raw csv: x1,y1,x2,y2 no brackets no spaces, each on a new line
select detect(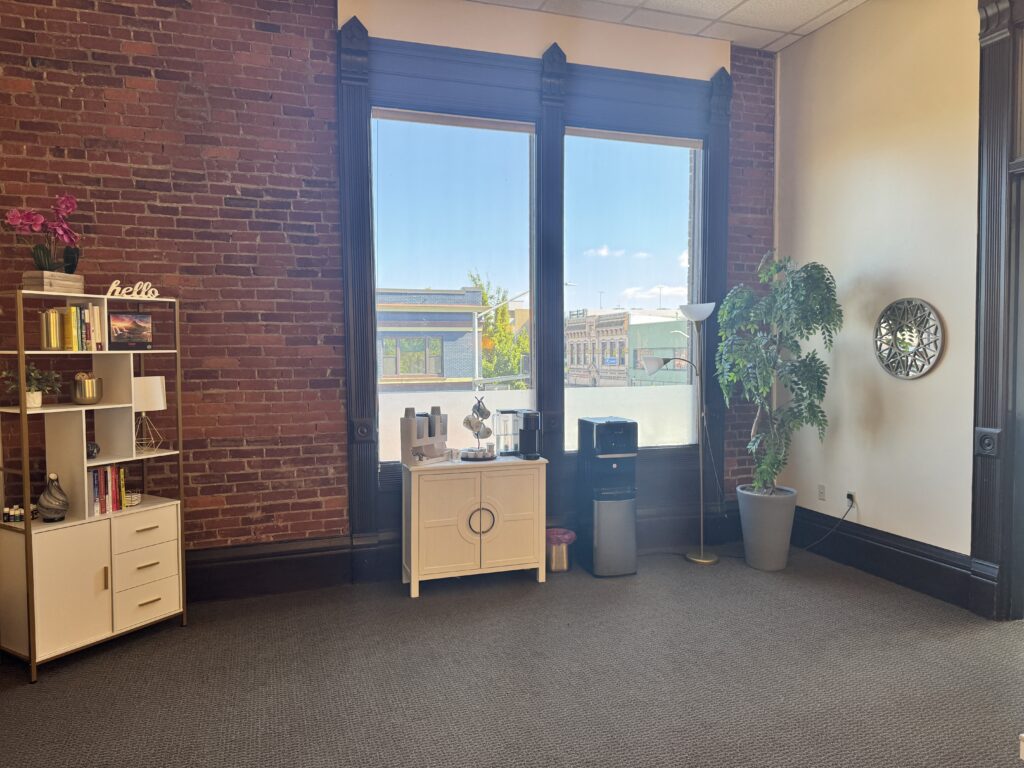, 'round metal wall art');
873,298,944,379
